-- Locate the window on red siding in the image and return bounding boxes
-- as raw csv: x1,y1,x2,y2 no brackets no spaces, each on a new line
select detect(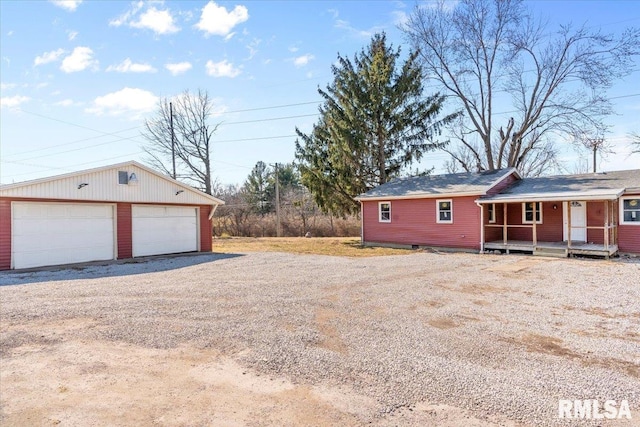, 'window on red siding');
437,199,453,223
379,202,391,223
621,197,640,224
522,202,542,224
488,203,496,223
